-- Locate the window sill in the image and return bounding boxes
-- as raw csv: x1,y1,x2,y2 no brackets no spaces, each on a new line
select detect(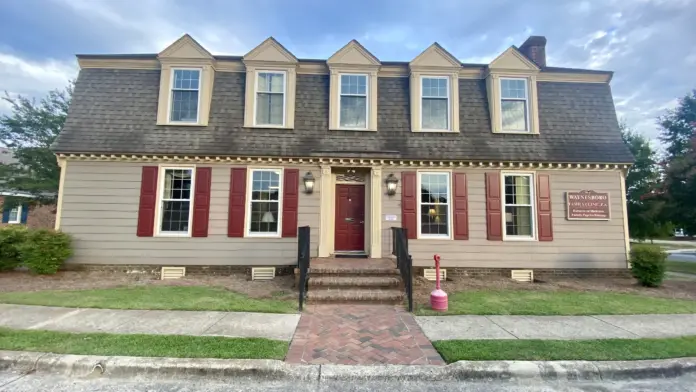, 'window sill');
247,124,292,130
412,129,459,133
493,130,537,135
155,232,192,238
7,222,21,225
330,127,376,132
503,236,537,242
157,121,206,127
245,233,282,239
417,234,452,240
